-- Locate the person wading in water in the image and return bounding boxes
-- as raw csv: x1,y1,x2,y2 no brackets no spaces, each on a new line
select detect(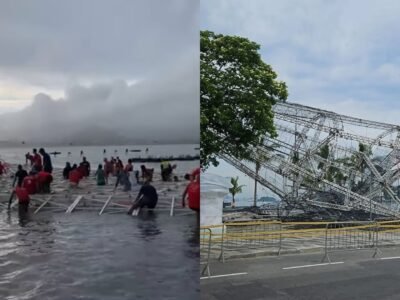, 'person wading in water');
127,178,158,214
